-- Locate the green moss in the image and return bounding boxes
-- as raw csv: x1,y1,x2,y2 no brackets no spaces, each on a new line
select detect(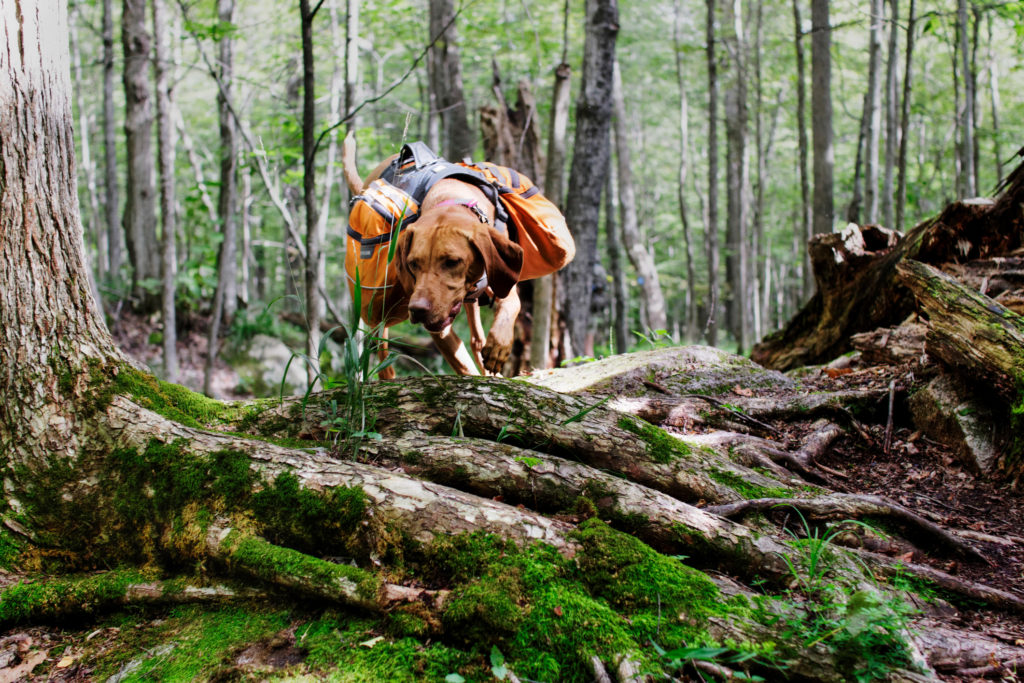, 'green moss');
616,415,692,462
0,527,22,569
90,604,290,682
110,366,236,428
708,467,791,499
0,570,149,623
250,472,367,555
301,615,480,682
443,569,526,641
